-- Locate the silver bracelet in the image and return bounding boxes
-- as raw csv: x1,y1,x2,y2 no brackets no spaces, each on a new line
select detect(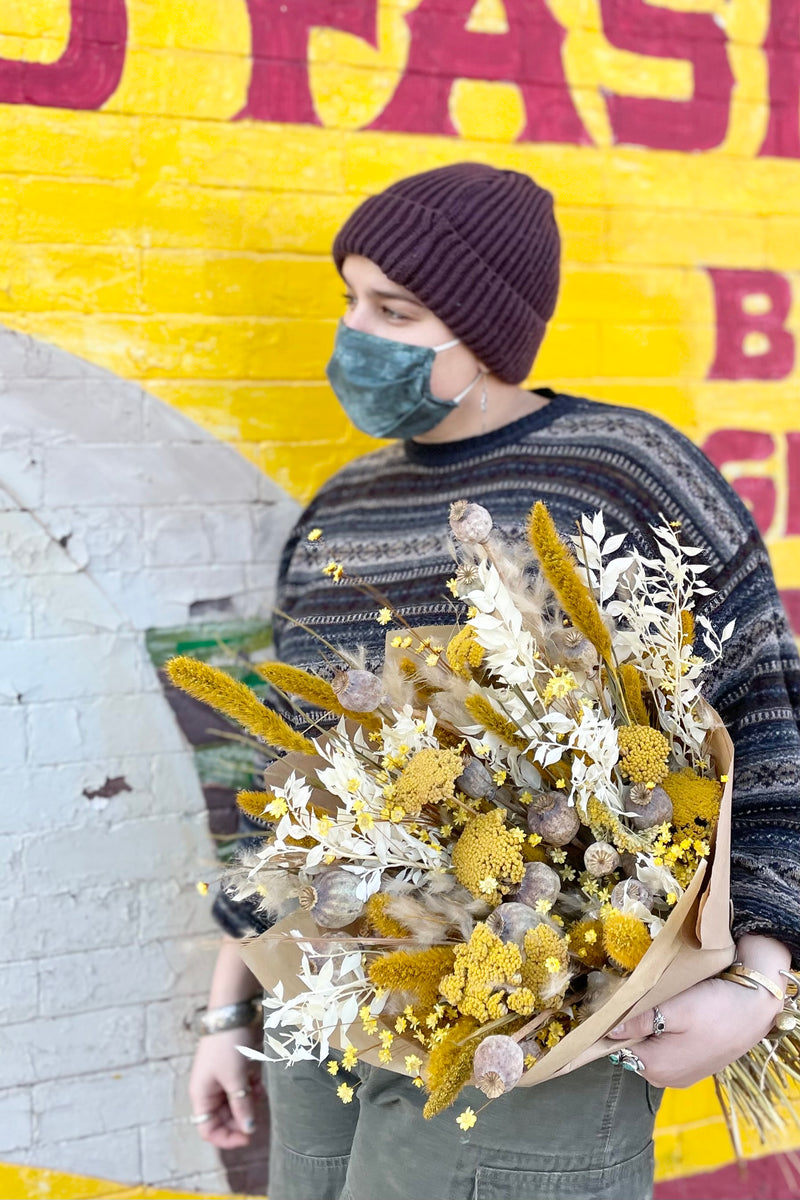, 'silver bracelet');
193,996,263,1036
